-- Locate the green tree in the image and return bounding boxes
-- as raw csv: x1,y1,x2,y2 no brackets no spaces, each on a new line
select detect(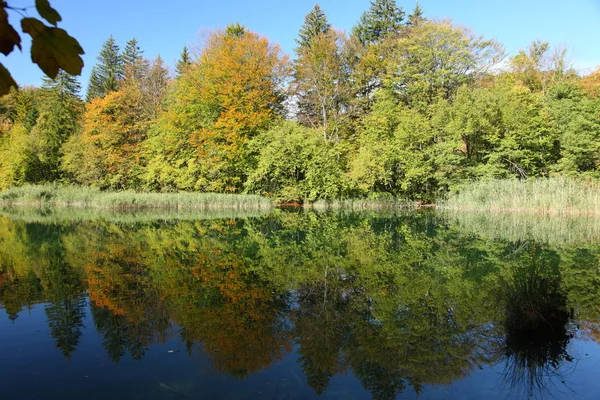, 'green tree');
175,46,192,77
122,37,149,83
385,20,503,106
406,2,425,27
292,29,355,140
246,121,347,201
295,4,331,49
352,0,405,45
28,70,83,182
85,35,123,101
